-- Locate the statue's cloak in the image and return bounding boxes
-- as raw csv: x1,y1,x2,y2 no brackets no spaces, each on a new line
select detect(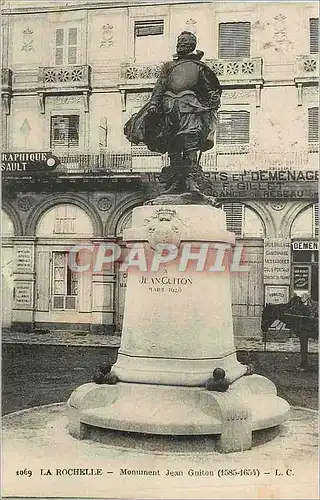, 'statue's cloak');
124,101,169,153
124,57,221,154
